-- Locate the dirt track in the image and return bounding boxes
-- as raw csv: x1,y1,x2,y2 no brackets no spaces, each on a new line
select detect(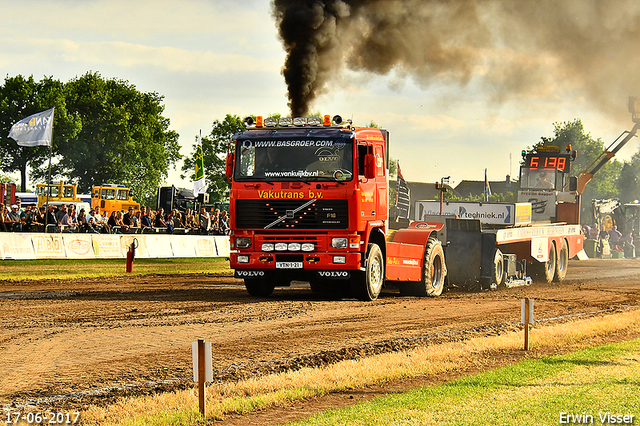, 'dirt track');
1,258,640,414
